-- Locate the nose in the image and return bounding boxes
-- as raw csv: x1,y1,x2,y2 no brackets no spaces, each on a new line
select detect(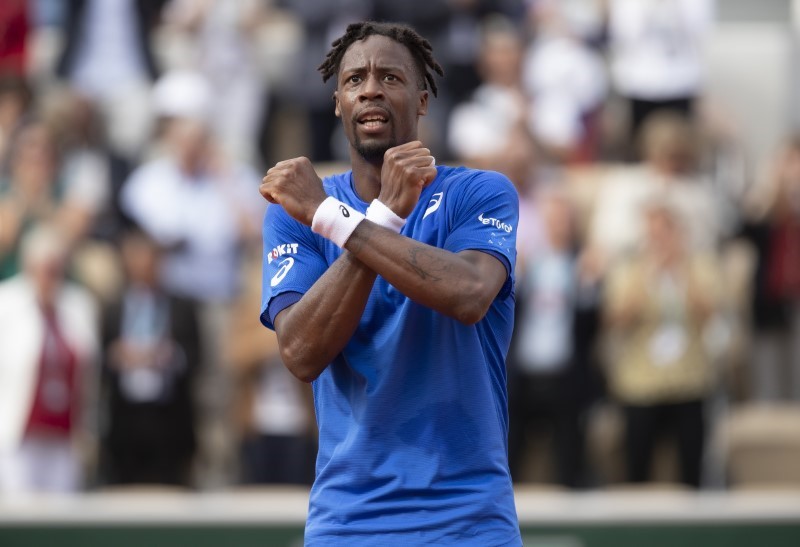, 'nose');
359,74,384,101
